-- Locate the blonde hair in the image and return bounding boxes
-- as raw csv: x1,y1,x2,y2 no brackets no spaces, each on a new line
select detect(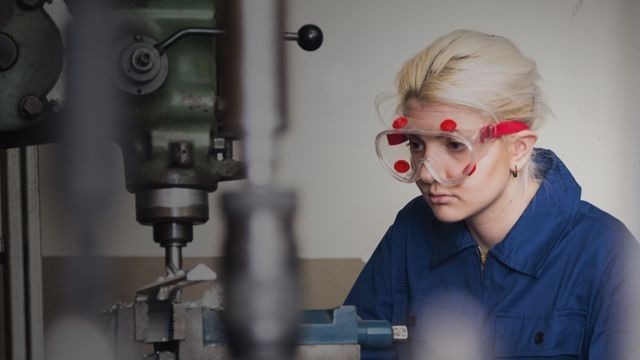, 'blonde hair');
393,29,548,181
